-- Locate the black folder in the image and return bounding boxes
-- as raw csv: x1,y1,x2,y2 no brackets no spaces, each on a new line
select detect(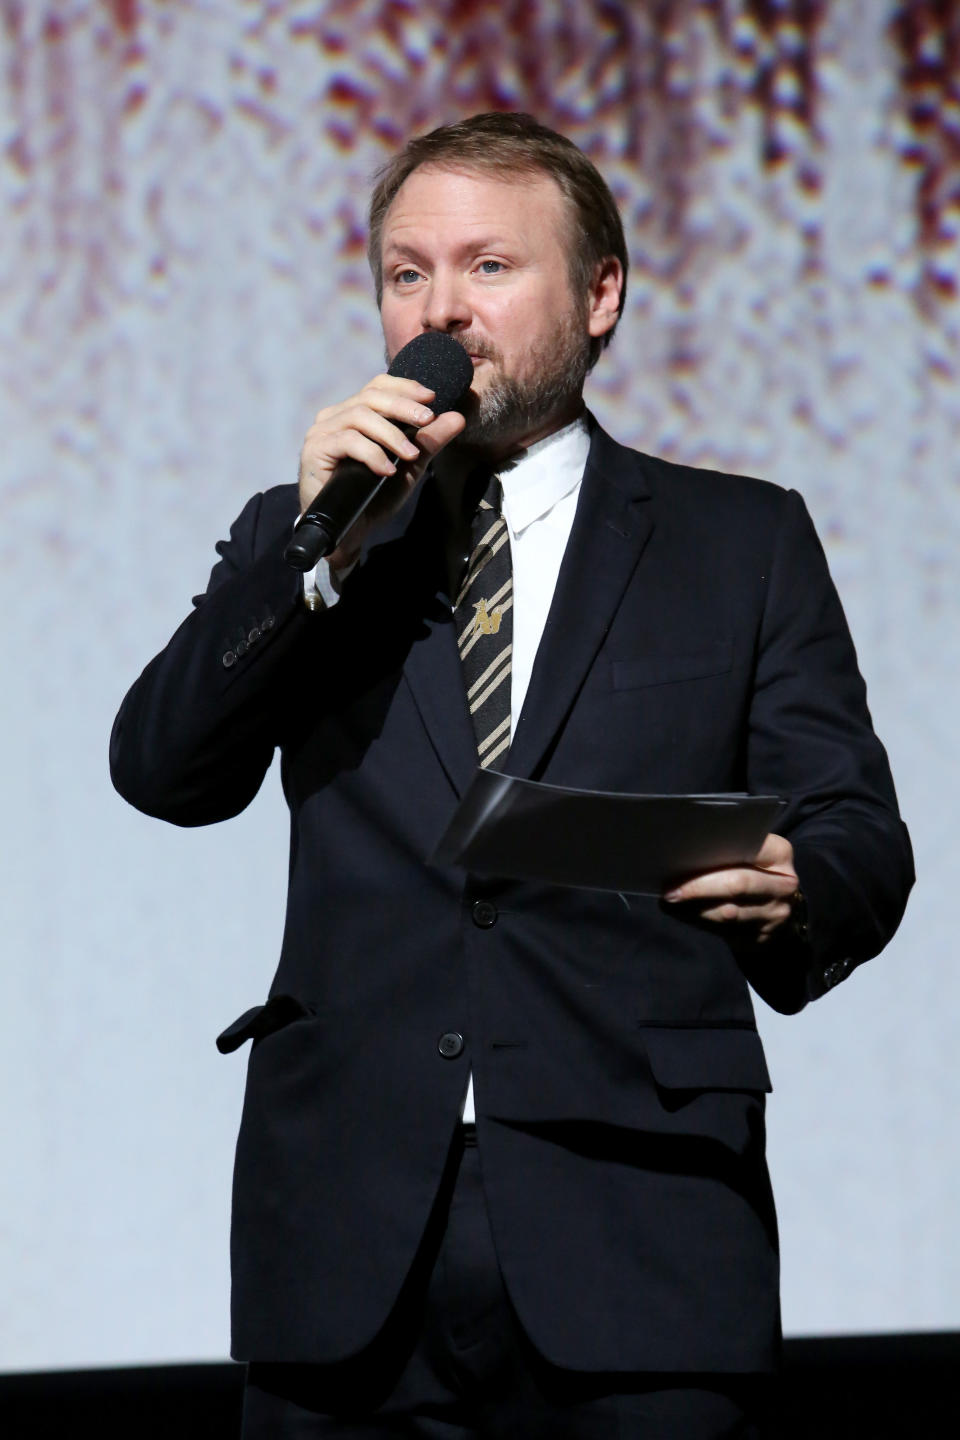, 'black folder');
433,769,786,895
